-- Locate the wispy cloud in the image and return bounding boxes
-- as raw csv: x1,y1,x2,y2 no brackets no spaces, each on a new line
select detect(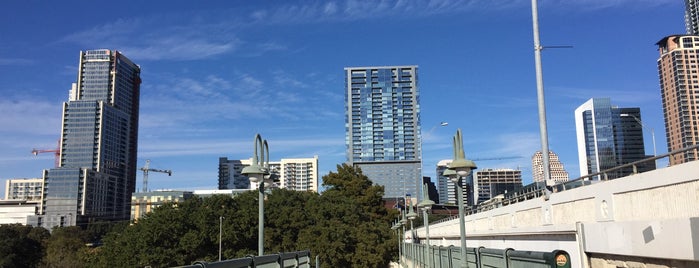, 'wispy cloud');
58,0,675,62
0,58,33,66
